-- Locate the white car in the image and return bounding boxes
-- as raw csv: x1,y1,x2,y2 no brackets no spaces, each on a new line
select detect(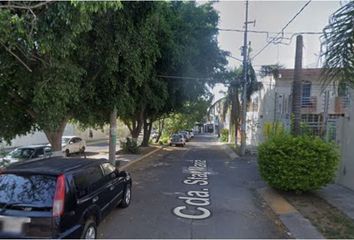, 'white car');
62,136,86,156
179,131,191,141
169,134,186,147
186,130,194,138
